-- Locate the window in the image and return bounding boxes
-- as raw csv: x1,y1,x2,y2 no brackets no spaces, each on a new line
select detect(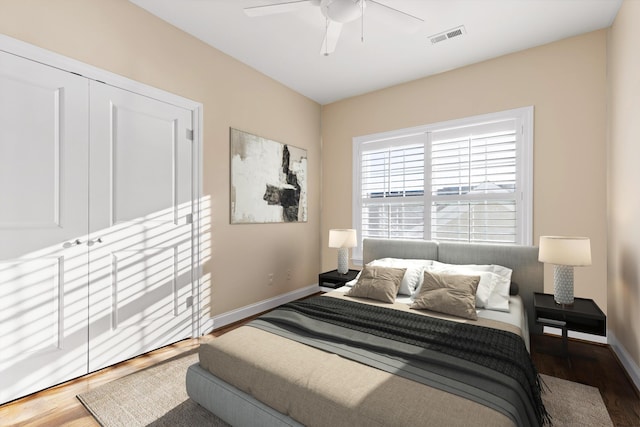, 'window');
352,107,533,263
